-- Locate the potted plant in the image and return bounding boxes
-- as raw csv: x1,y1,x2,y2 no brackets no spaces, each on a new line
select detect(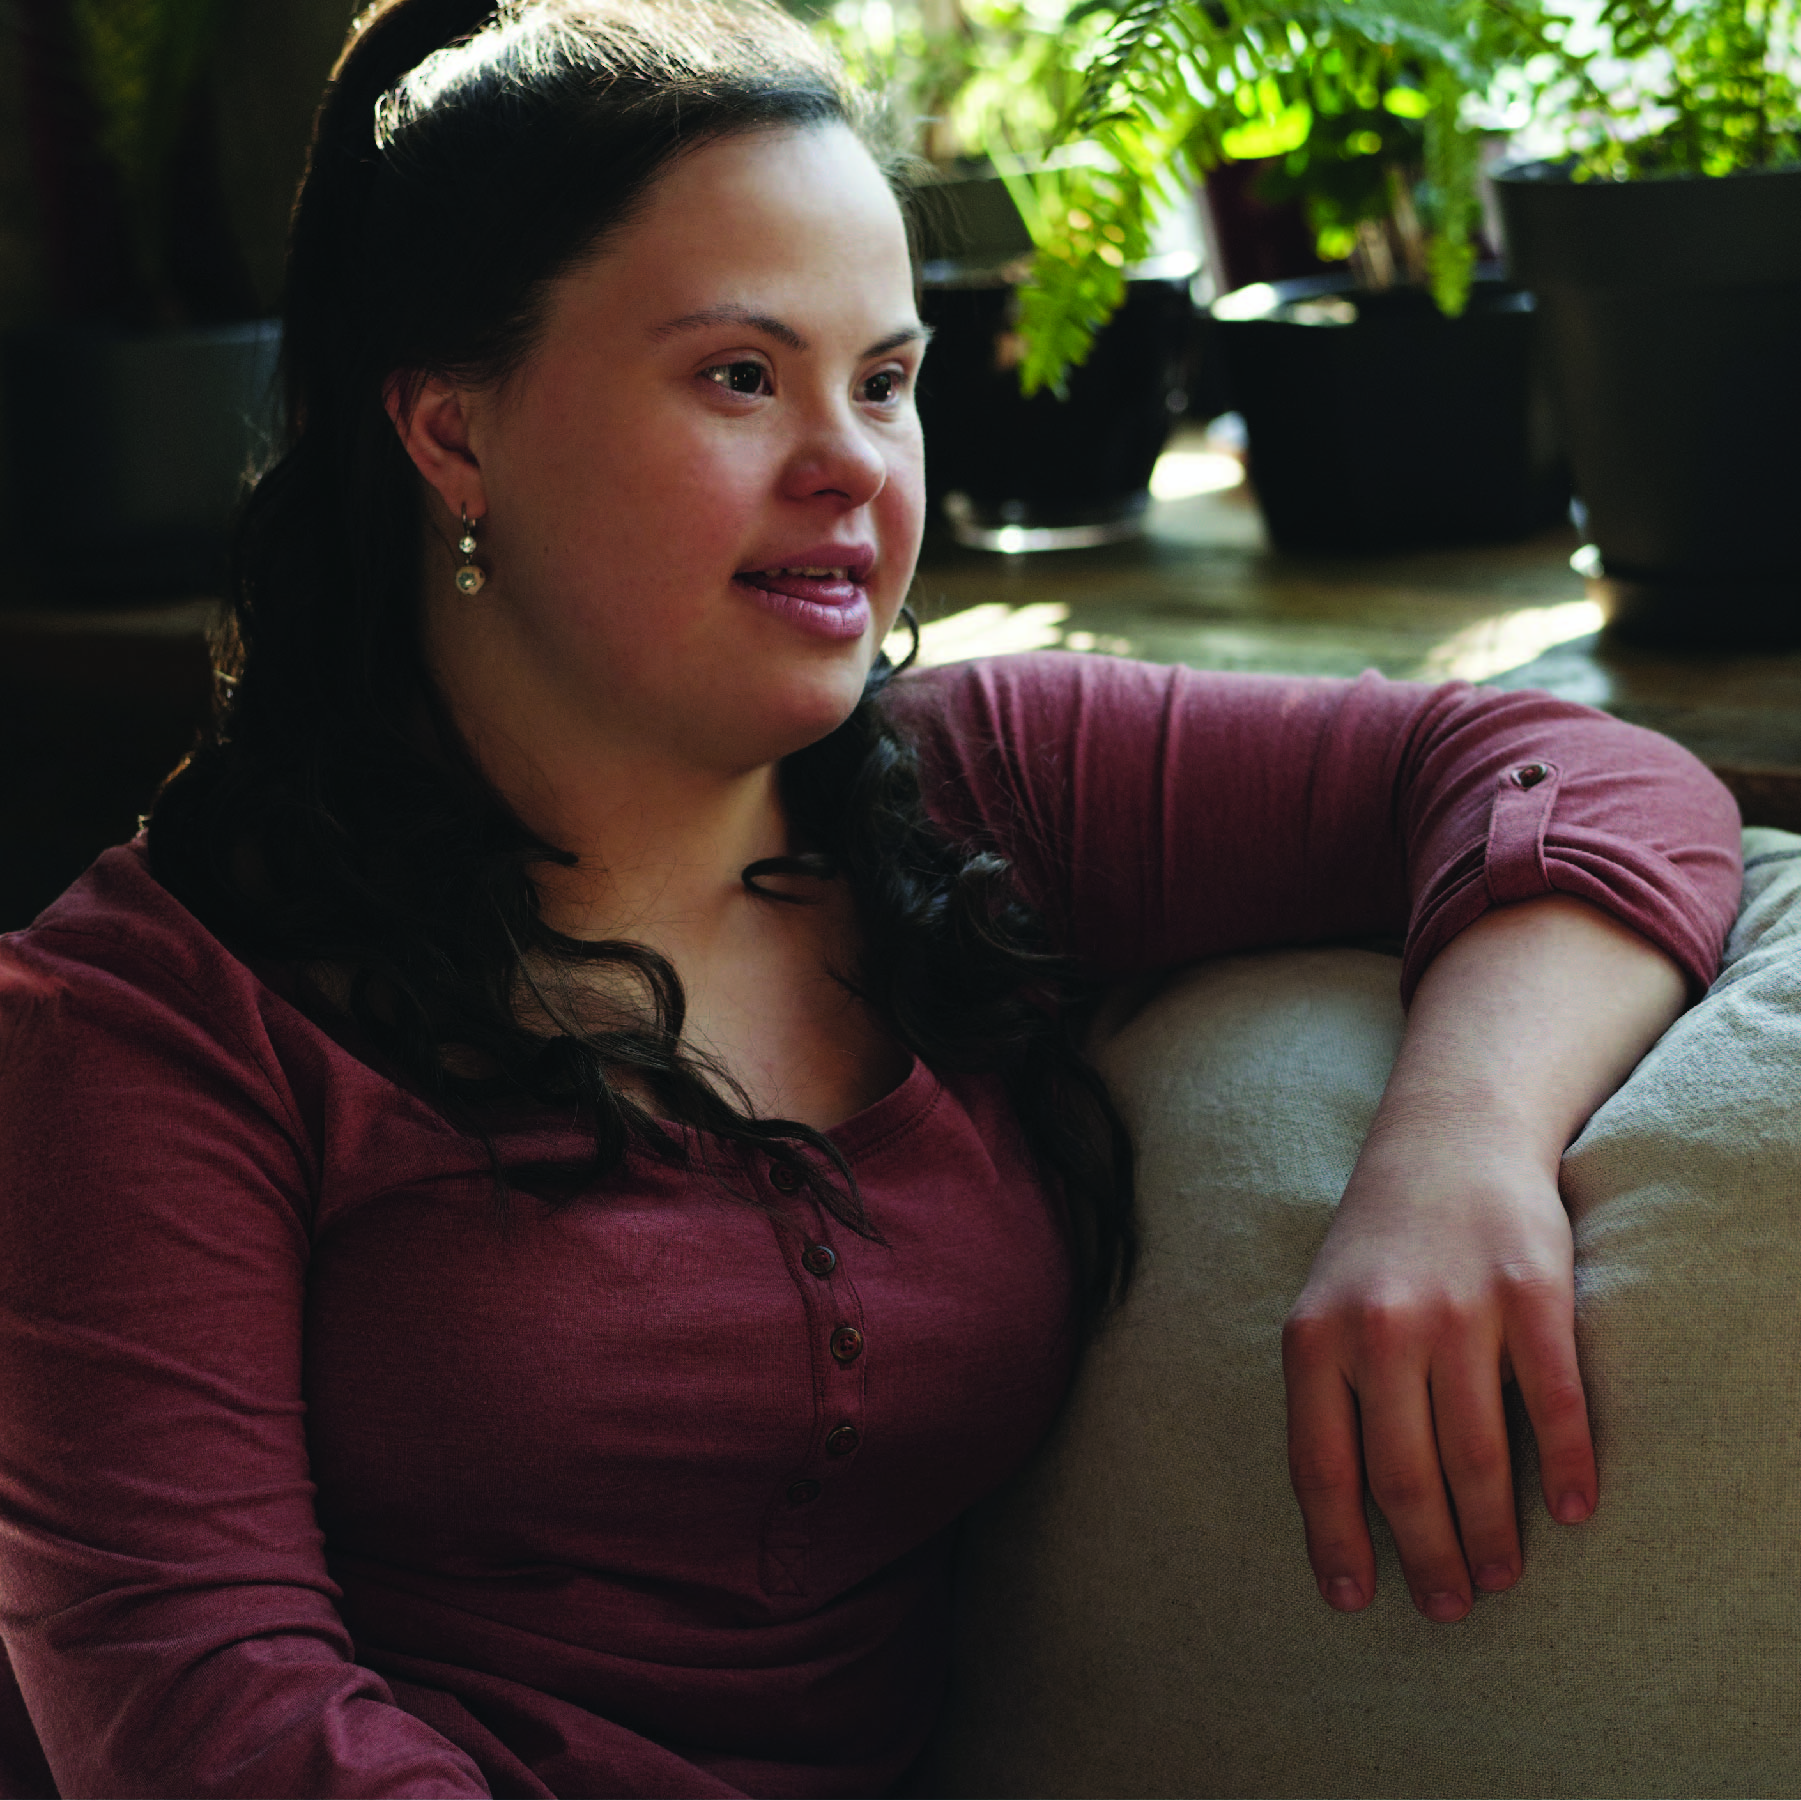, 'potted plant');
1194,42,1569,552
819,0,1204,550
6,0,279,600
1492,0,1801,647
948,2,1578,378
920,0,1592,552
973,0,1801,602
